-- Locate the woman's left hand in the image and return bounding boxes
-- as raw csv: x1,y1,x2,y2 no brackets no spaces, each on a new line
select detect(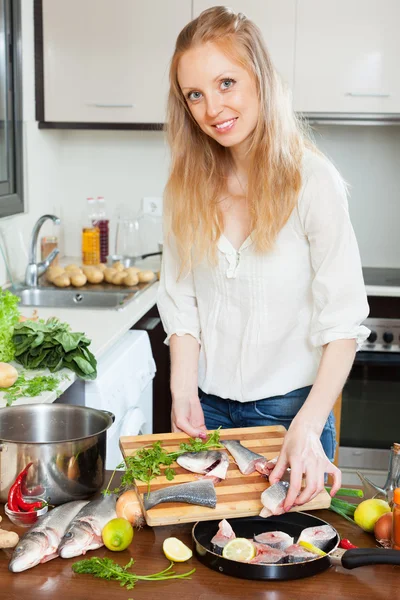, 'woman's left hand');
268,425,342,511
